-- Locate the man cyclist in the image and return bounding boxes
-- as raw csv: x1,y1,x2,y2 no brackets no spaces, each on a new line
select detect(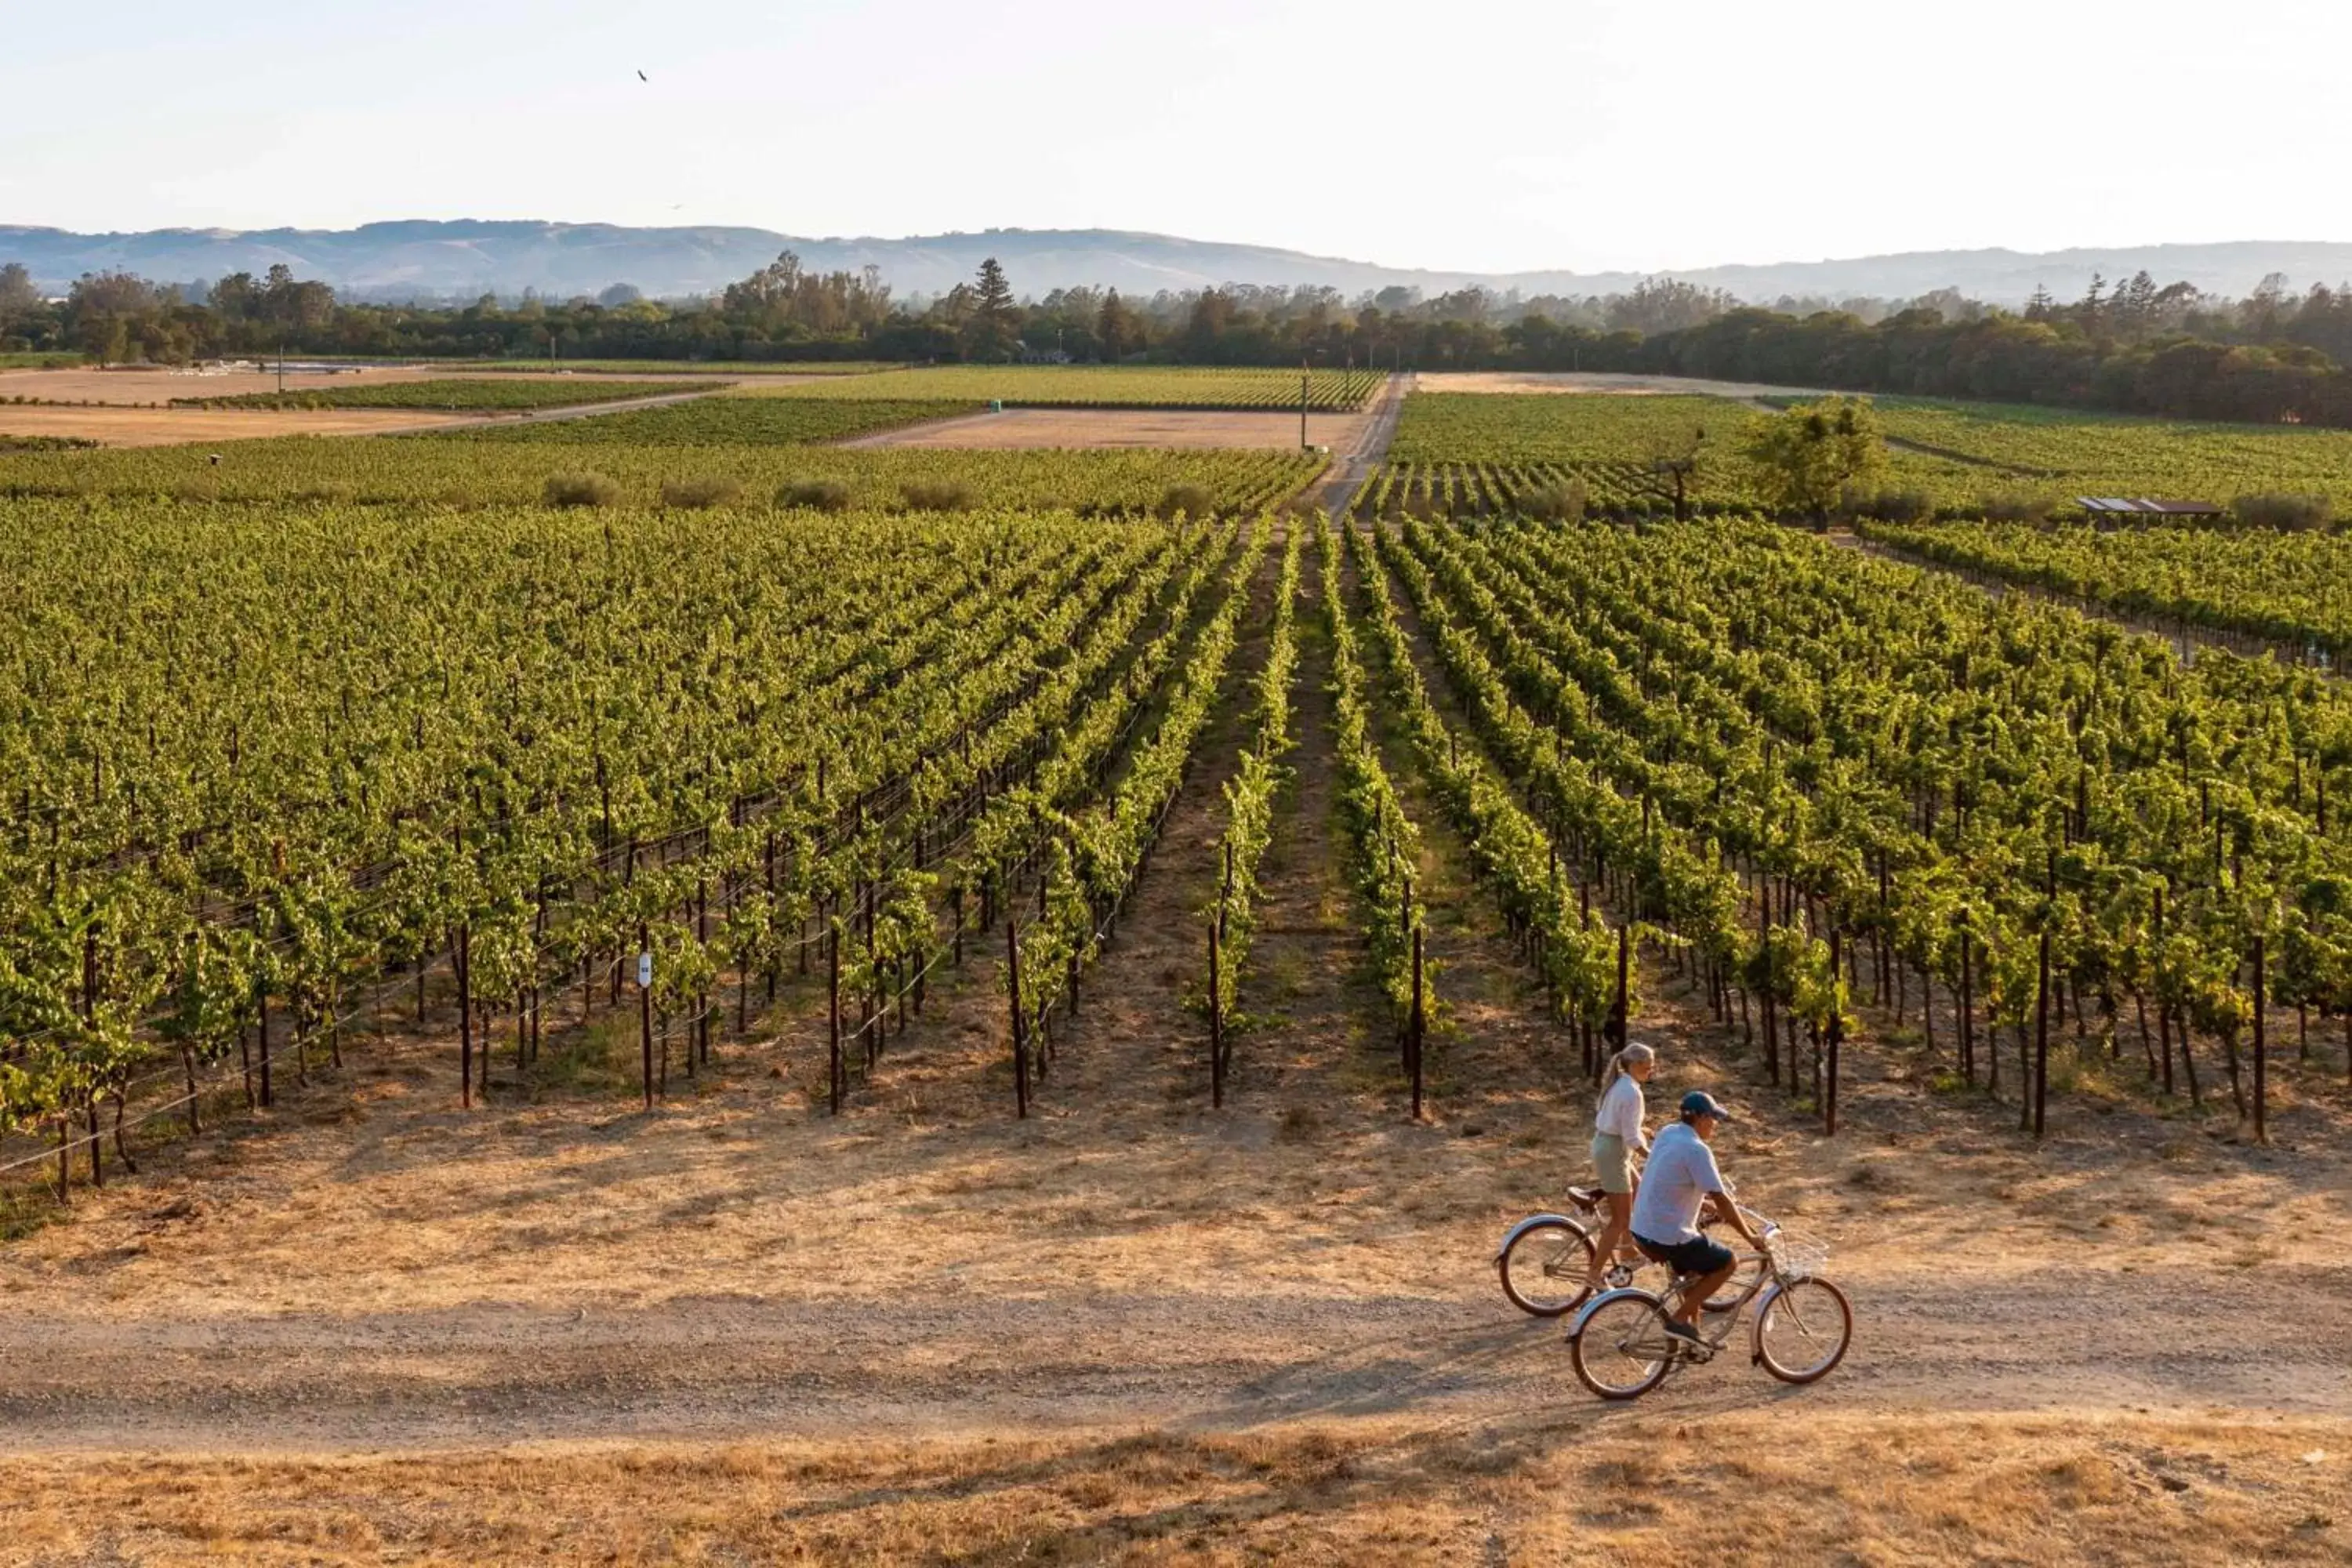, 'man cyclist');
1626,1090,1770,1348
